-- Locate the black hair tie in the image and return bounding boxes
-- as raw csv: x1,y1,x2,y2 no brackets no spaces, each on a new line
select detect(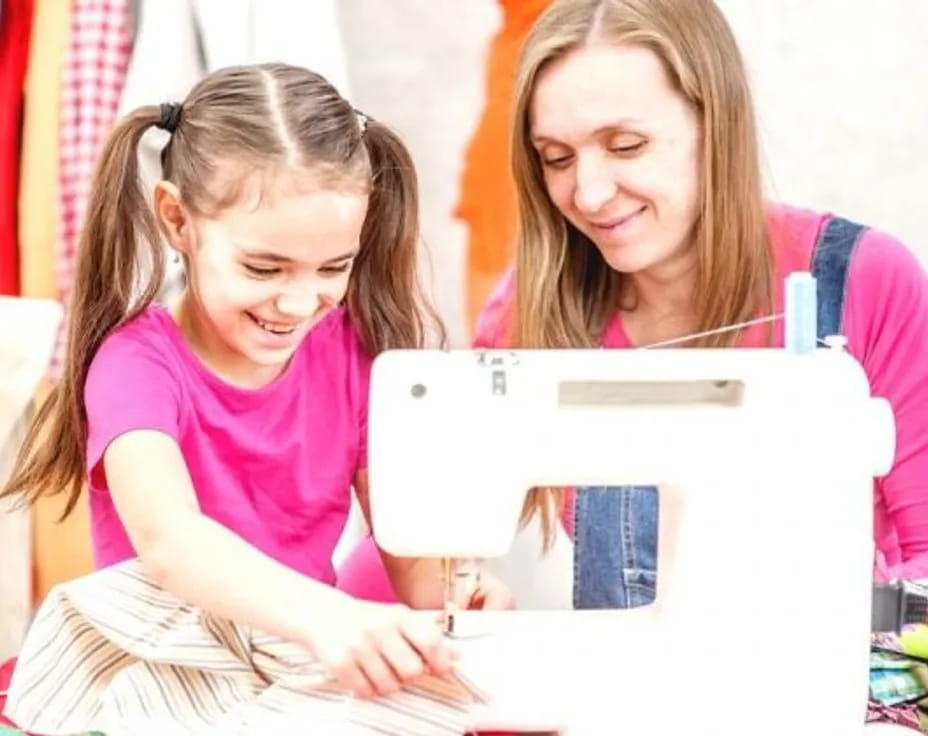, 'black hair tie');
157,102,182,133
